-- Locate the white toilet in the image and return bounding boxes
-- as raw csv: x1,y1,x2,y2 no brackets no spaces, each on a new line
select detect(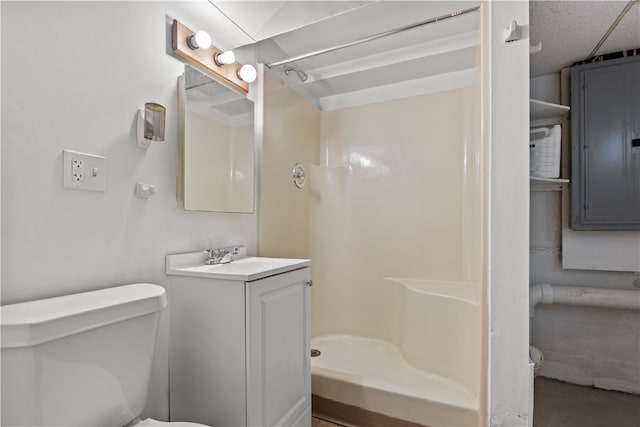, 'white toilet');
1,283,208,427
